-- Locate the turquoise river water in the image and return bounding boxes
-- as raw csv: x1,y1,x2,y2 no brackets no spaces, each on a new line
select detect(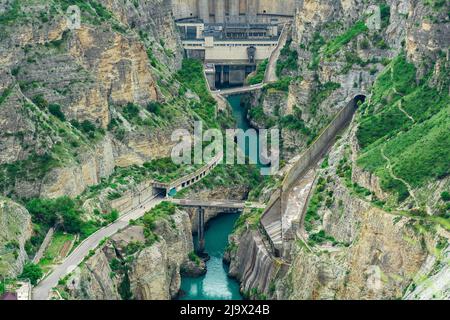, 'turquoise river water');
179,94,251,300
